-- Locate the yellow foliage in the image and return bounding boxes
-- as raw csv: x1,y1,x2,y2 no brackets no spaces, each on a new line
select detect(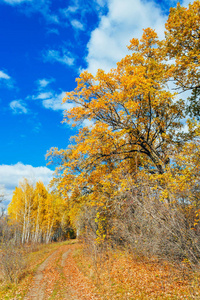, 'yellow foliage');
47,1,200,244
8,179,70,243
